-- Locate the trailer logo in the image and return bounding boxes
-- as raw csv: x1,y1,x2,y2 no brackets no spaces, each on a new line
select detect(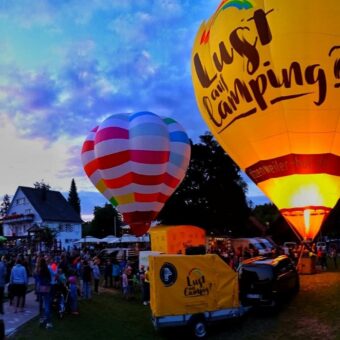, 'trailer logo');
160,262,177,287
184,268,212,297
